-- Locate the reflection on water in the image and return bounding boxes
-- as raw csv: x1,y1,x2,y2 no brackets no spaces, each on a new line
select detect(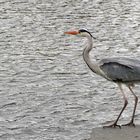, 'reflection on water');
0,0,140,139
